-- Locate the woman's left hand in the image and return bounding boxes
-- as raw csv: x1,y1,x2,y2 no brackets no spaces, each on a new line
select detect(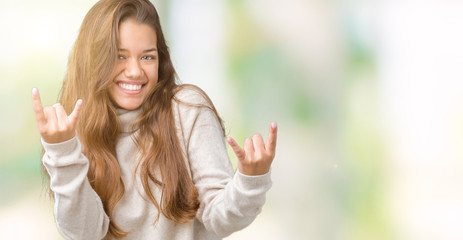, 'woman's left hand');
227,122,277,176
